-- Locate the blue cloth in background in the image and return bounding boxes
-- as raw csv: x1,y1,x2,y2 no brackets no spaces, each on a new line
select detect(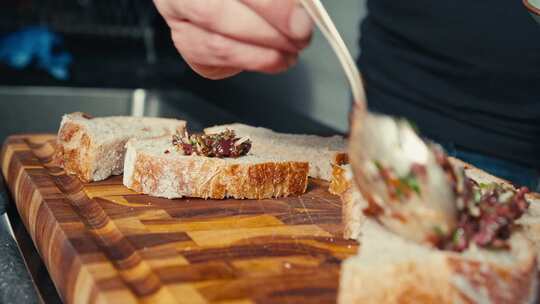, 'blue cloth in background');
0,26,72,80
